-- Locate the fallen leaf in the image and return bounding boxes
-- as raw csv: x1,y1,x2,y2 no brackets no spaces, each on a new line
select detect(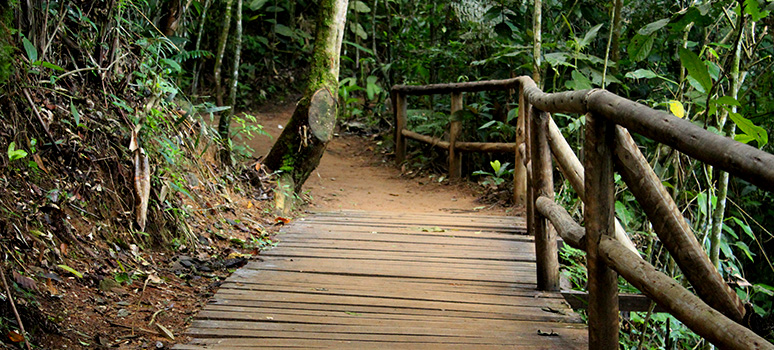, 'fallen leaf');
246,201,253,209
44,278,58,296
13,271,38,292
7,330,23,343
275,217,290,225
156,323,175,340
57,264,83,278
254,162,261,172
